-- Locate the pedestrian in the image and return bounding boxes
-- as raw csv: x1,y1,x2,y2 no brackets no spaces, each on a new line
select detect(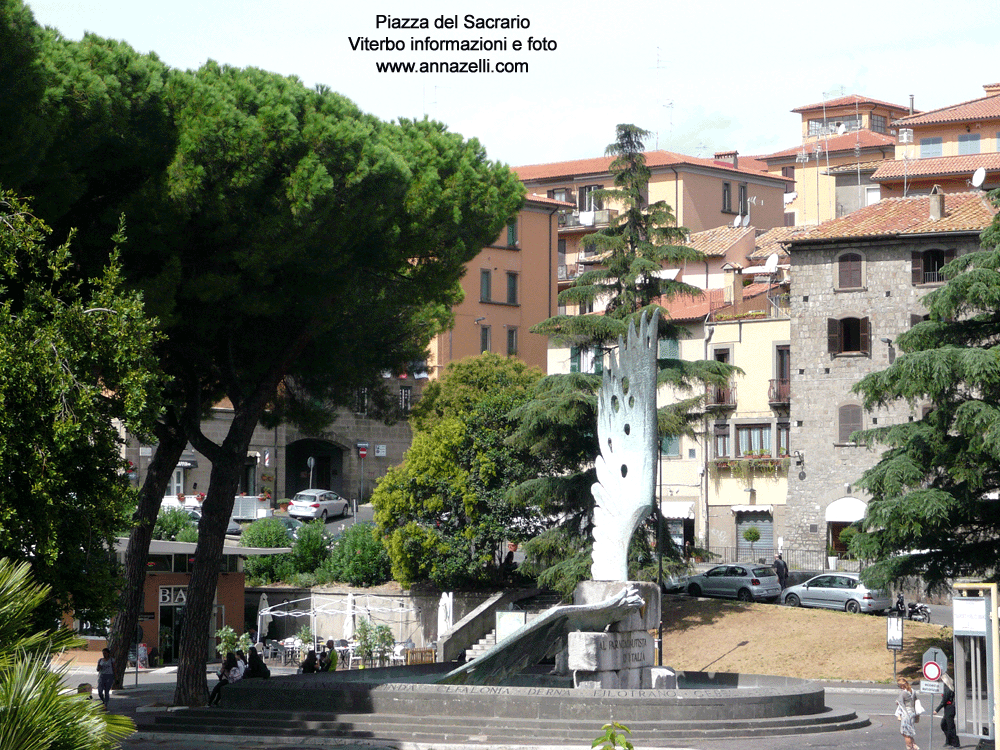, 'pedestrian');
935,673,960,747
896,676,920,750
319,640,338,672
773,553,788,589
209,653,240,706
235,649,248,680
96,648,115,708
